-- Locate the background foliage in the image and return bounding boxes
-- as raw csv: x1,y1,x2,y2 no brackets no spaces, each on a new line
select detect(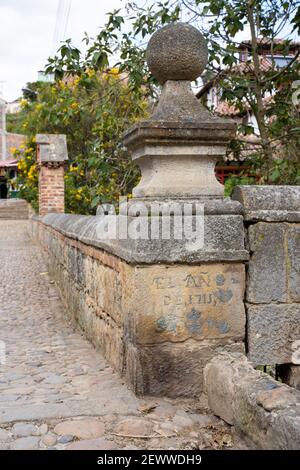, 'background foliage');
10,0,300,212
12,71,148,213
